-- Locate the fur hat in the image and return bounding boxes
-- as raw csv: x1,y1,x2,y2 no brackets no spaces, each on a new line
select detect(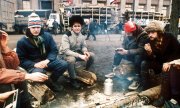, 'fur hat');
69,15,84,27
28,12,41,28
144,21,165,33
124,21,137,33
